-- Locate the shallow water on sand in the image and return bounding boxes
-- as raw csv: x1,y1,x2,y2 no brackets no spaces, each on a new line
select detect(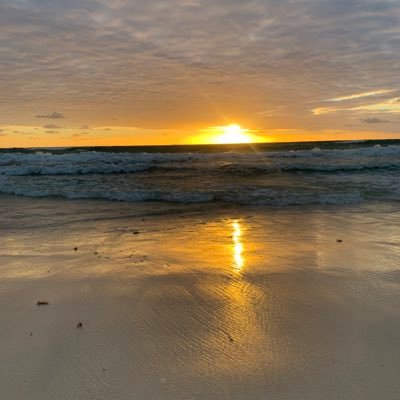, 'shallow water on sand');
1,197,400,399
